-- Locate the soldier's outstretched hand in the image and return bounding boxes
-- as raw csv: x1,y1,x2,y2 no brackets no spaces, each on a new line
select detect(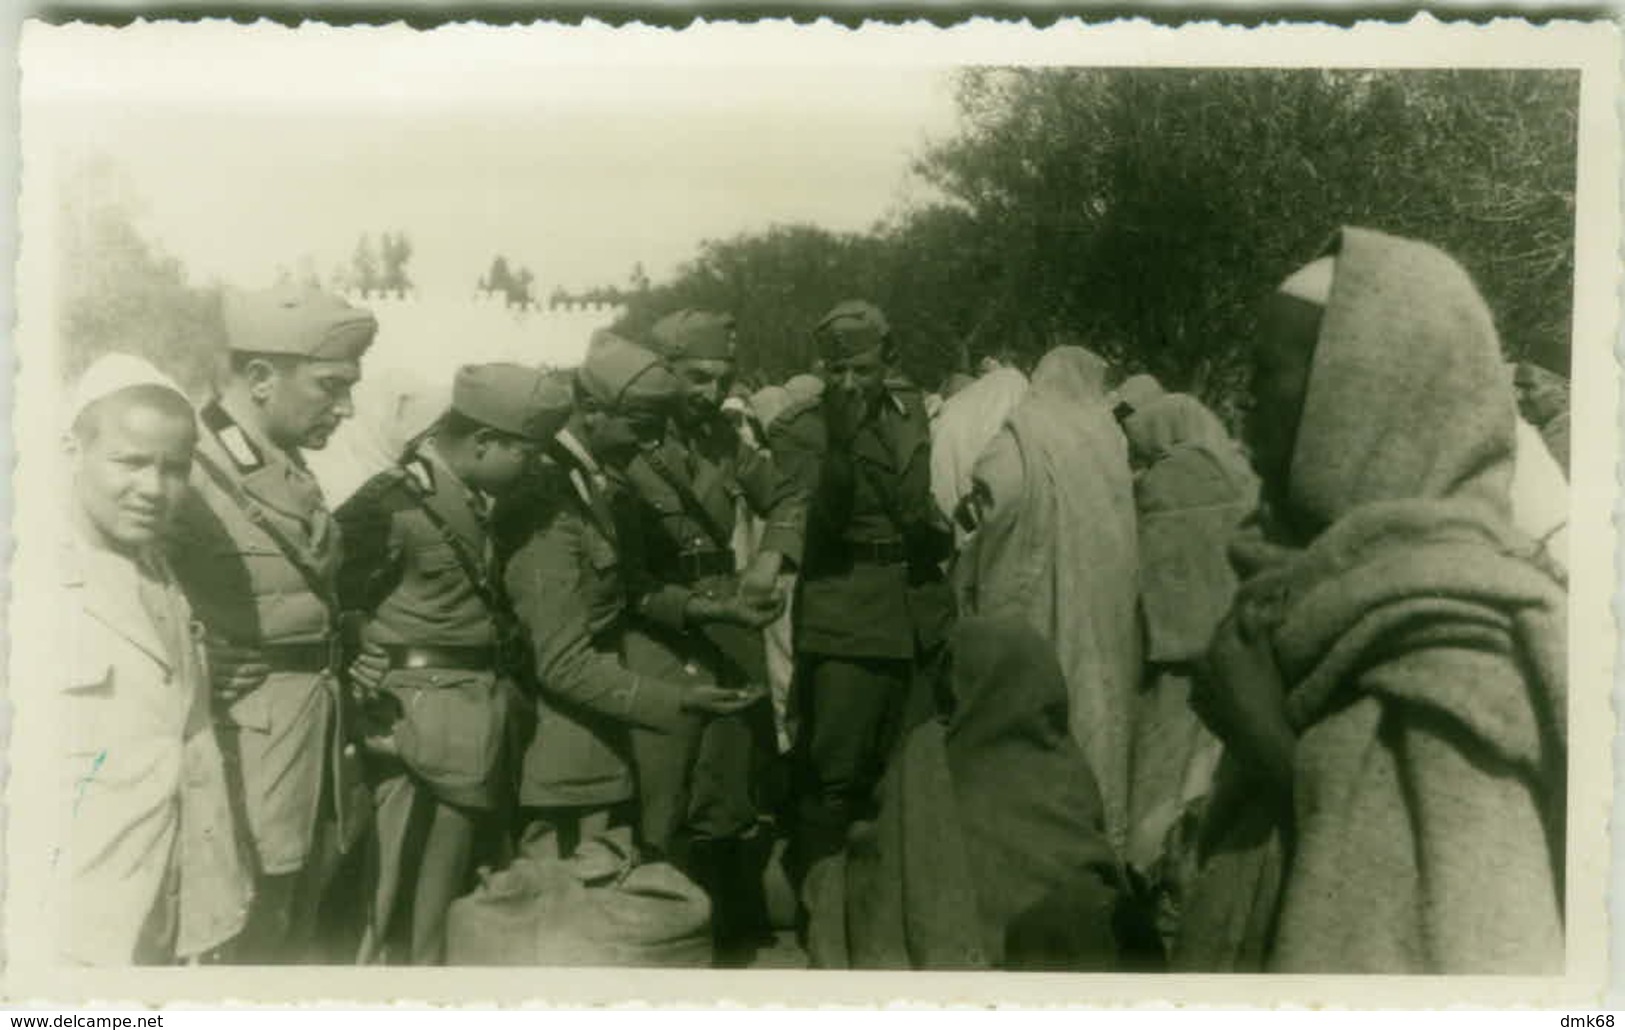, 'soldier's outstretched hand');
681,684,767,717
737,551,784,607
727,588,785,628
